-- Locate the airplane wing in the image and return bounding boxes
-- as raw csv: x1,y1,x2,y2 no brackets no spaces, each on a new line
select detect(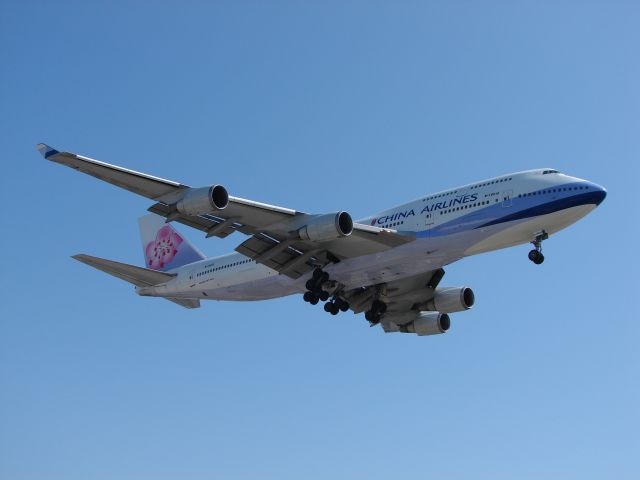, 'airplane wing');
344,268,445,314
40,144,415,278
341,268,460,333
